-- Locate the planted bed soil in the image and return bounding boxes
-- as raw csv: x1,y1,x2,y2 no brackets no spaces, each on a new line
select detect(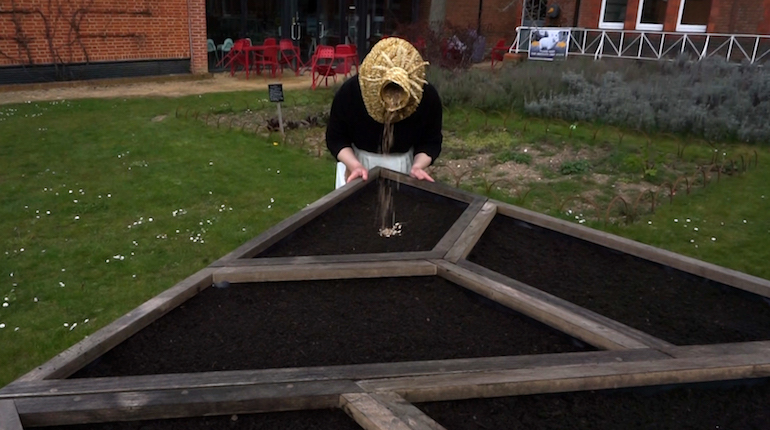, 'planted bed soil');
256,179,468,257
418,378,770,429
46,408,361,430
467,215,770,345
72,276,591,378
